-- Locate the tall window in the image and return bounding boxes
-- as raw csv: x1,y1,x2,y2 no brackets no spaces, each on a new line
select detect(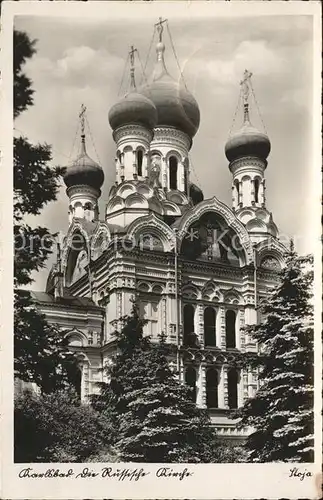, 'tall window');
225,310,236,348
185,367,197,403
169,156,178,190
183,304,195,346
137,149,143,176
254,178,259,203
206,368,218,408
204,307,216,346
228,368,239,409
